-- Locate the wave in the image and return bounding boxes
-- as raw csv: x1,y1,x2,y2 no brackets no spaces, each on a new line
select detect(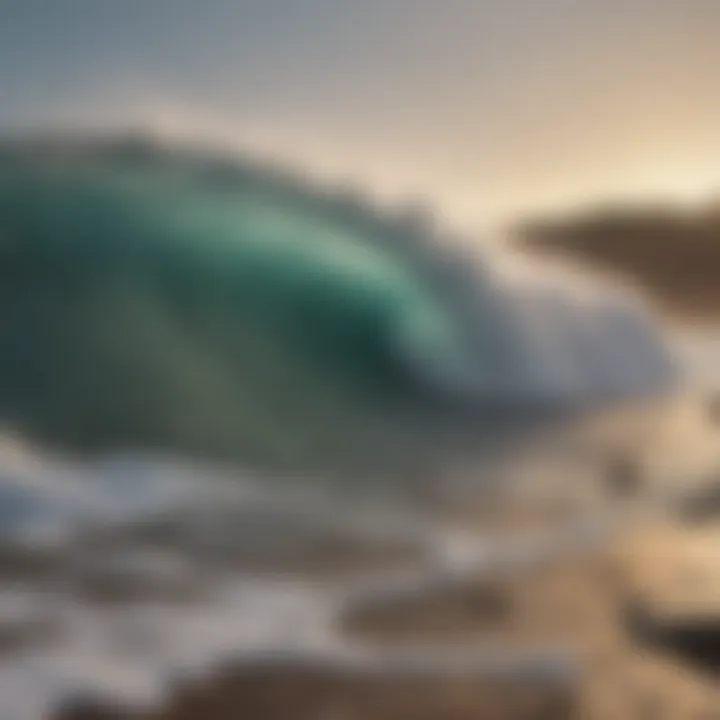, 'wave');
0,135,678,472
